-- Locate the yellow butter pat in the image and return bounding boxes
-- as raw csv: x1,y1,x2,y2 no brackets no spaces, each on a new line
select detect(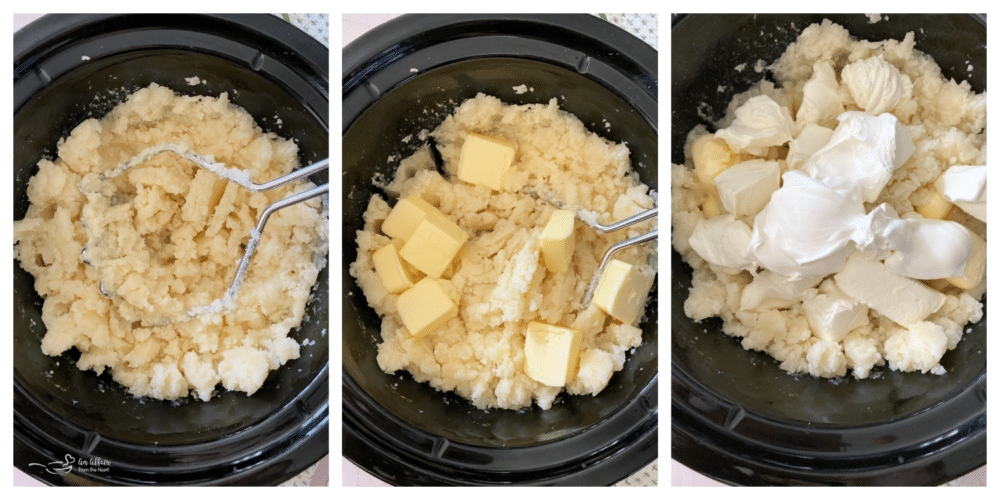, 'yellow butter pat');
381,195,440,241
541,209,576,274
397,278,458,338
399,214,469,278
593,259,653,324
523,321,583,387
946,229,986,290
693,134,737,186
458,132,516,190
917,190,954,220
372,243,418,294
